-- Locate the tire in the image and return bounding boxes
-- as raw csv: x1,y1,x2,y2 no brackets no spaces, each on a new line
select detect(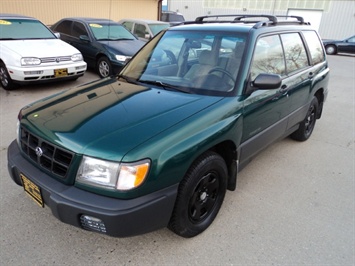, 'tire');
0,62,17,90
168,151,228,238
325,45,337,55
291,97,319,141
96,56,112,78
